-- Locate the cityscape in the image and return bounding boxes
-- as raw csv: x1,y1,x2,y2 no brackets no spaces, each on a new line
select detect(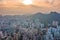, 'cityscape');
0,12,60,40
0,0,60,40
